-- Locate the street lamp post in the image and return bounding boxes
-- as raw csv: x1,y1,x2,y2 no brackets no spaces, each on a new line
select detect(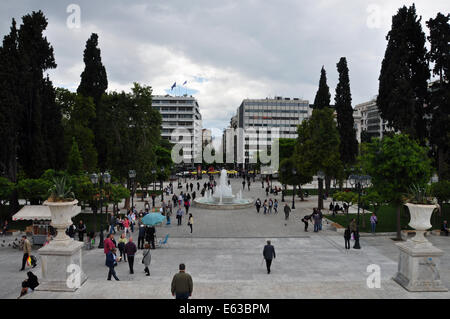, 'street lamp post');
348,174,372,250
291,168,297,209
160,168,165,202
280,167,286,202
128,170,136,211
90,172,110,249
317,170,325,210
151,169,156,191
